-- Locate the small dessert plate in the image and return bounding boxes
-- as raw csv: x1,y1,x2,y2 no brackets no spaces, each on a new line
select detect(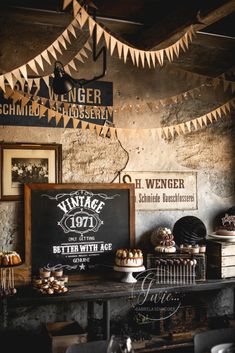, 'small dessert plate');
208,233,235,242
